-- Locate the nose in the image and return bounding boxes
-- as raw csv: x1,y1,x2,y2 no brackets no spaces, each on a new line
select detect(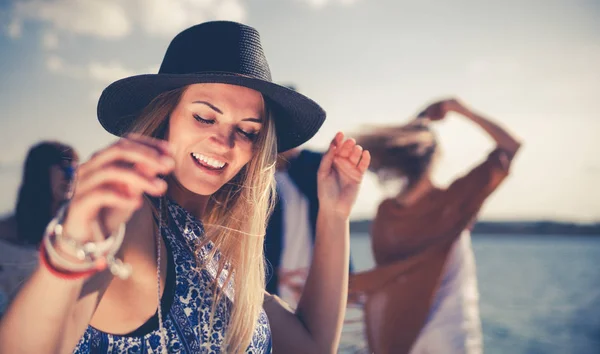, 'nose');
210,126,235,149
